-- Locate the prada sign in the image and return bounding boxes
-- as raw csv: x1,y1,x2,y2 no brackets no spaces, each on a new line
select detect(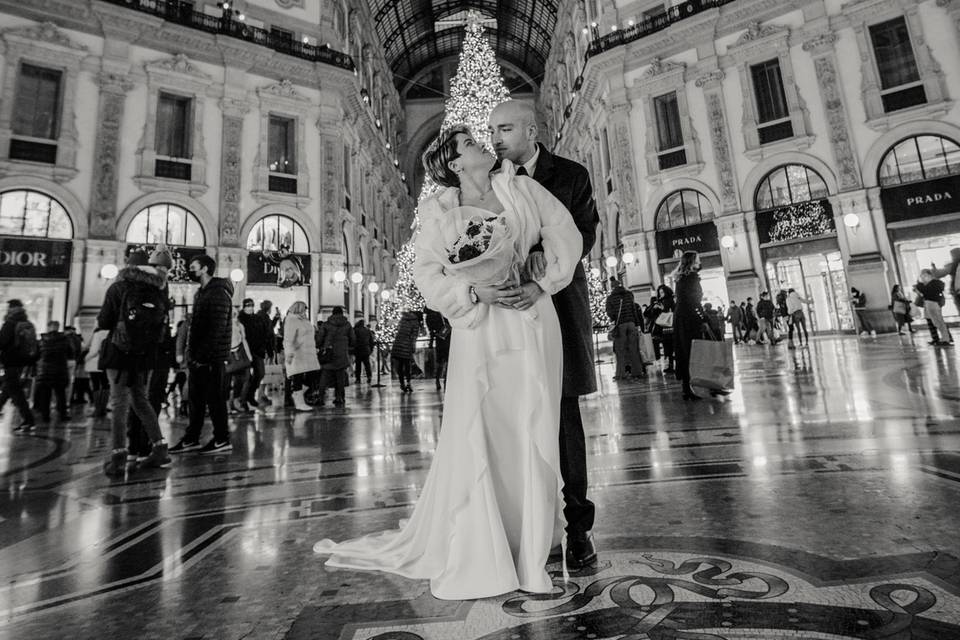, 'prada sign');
0,236,72,279
655,221,719,259
880,174,960,224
